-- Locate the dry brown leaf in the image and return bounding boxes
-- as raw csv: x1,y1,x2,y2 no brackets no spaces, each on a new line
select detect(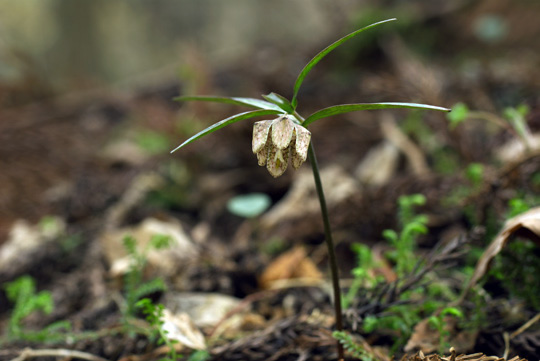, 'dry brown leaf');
466,207,540,295
405,317,477,354
405,318,440,353
259,246,323,289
